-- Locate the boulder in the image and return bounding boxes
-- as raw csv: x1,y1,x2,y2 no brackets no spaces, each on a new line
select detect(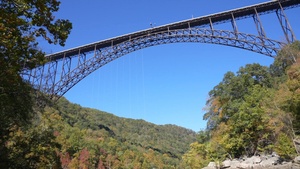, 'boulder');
202,162,219,169
202,155,300,169
237,162,250,169
221,159,240,168
221,159,231,168
294,138,300,145
292,156,300,169
295,156,300,164
202,166,215,169
260,156,279,167
292,163,300,169
208,162,217,167
243,156,262,164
